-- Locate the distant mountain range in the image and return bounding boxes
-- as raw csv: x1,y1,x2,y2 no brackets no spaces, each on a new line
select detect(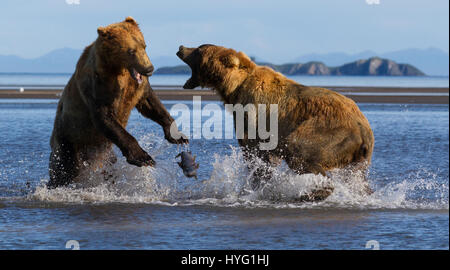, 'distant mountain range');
155,57,425,76
0,48,82,74
293,48,448,76
0,47,447,76
0,48,185,74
